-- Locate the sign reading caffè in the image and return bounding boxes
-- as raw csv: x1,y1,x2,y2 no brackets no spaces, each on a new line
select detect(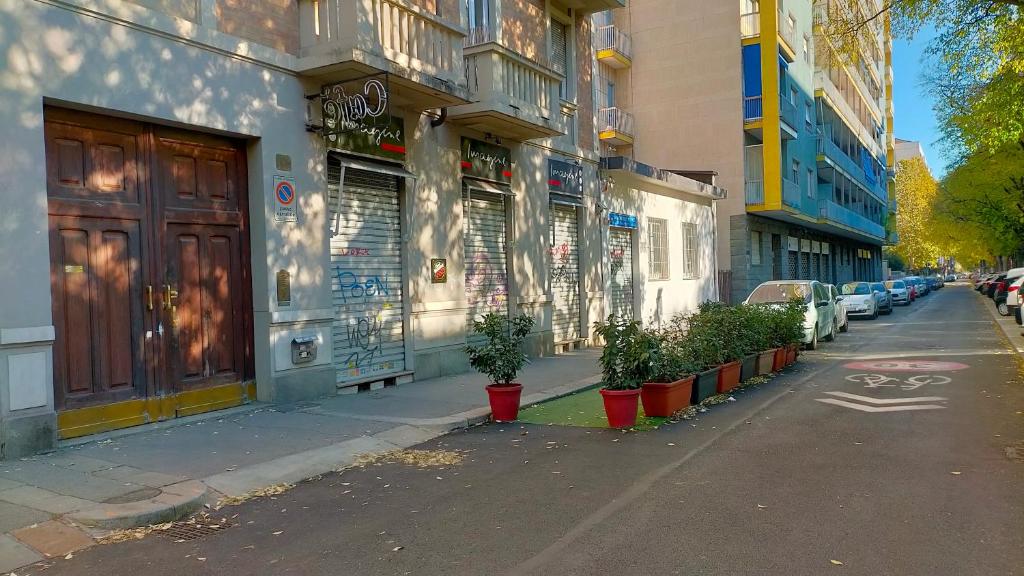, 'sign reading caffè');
321,75,406,161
